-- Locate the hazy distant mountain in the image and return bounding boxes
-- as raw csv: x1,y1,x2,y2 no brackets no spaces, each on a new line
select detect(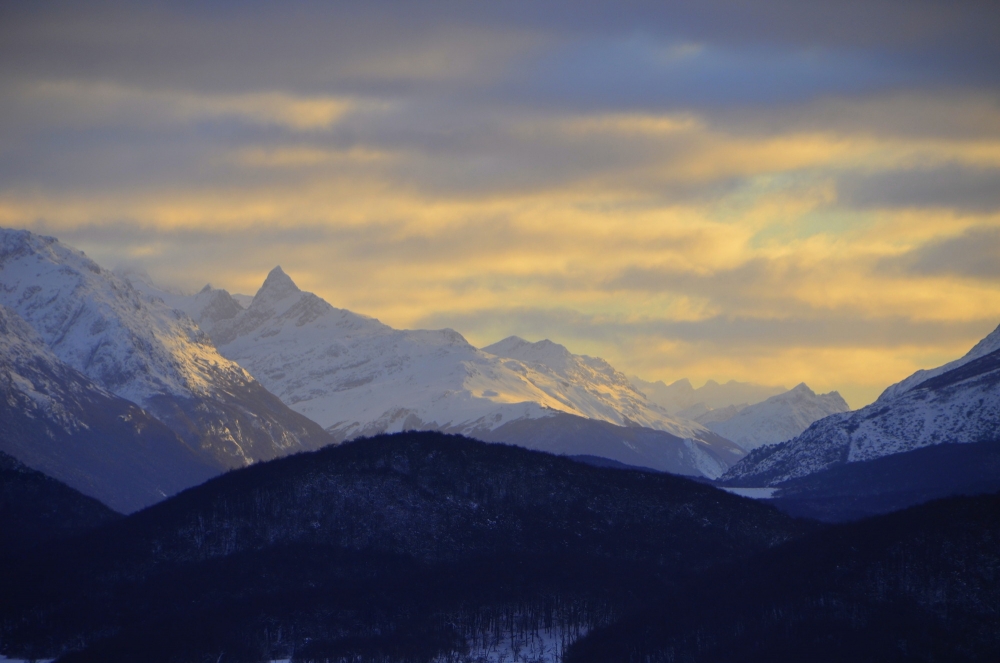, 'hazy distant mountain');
630,376,786,415
0,229,332,480
692,404,743,424
700,383,849,451
723,323,1000,487
0,304,215,512
118,268,247,331
137,266,741,477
